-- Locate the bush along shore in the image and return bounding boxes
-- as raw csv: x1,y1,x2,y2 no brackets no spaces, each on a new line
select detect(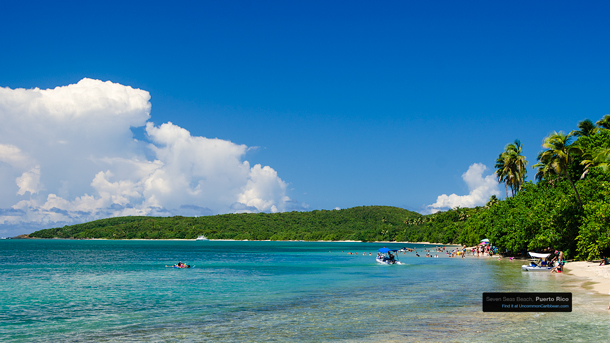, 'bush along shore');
29,116,610,261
